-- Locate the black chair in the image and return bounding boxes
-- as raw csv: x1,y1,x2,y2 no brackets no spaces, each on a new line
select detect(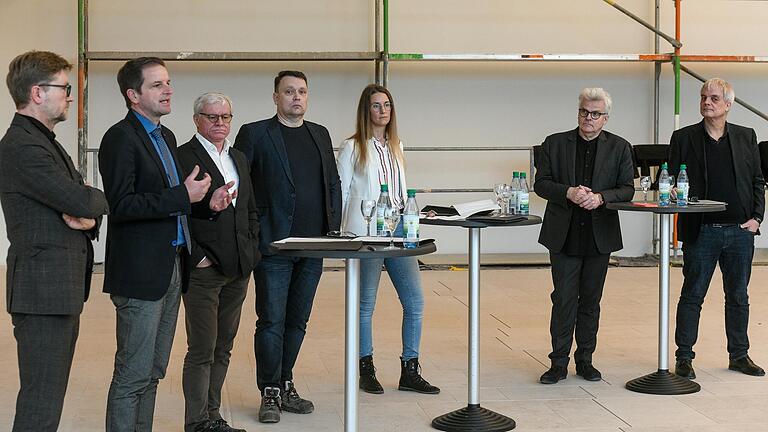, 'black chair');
633,144,669,189
758,141,768,182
